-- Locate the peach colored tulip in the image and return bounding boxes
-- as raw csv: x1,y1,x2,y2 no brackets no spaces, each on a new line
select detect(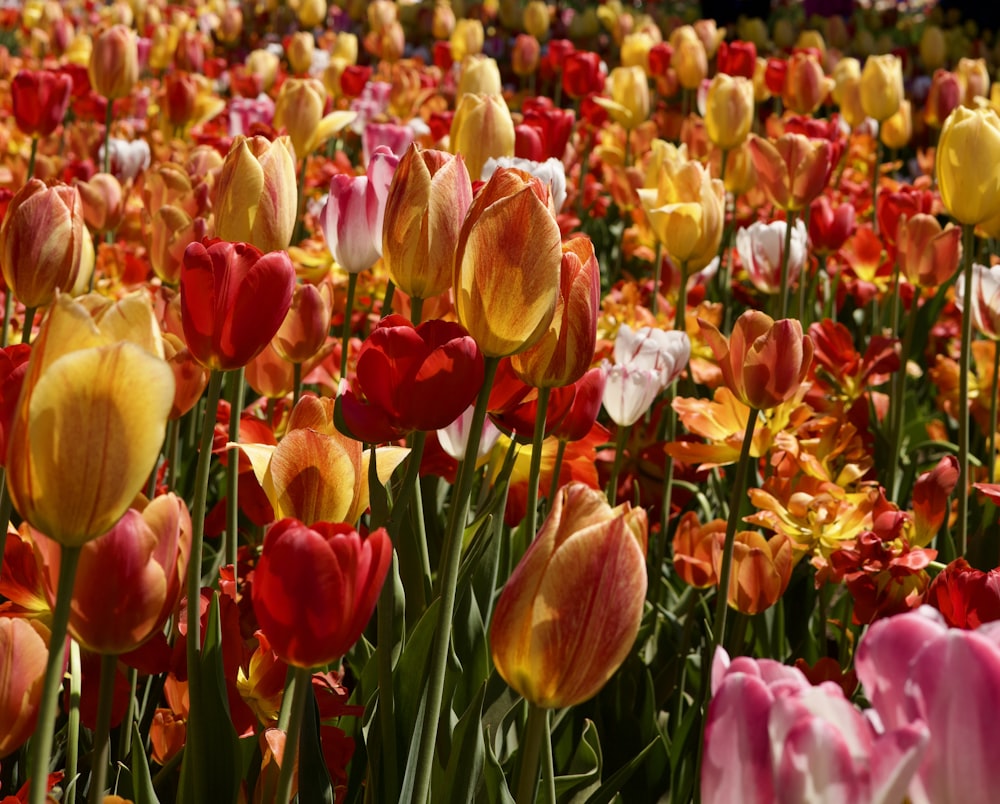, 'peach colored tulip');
214,135,297,253
714,531,793,614
897,214,962,288
75,173,124,234
673,511,724,588
6,294,174,546
88,24,138,99
490,482,648,708
957,57,990,106
454,168,561,357
748,133,834,212
272,282,332,364
0,617,48,758
783,51,833,115
669,25,707,90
